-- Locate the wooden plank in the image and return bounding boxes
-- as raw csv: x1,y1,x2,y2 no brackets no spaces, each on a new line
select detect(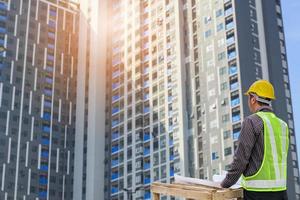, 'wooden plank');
151,184,212,199
153,192,160,200
153,182,217,192
213,189,243,200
